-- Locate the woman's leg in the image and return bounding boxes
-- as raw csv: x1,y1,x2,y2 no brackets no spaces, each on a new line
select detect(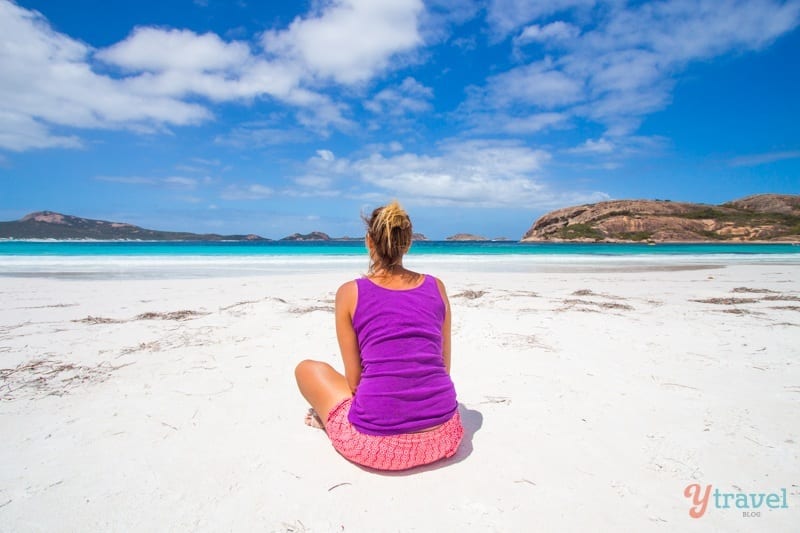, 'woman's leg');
294,360,352,427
